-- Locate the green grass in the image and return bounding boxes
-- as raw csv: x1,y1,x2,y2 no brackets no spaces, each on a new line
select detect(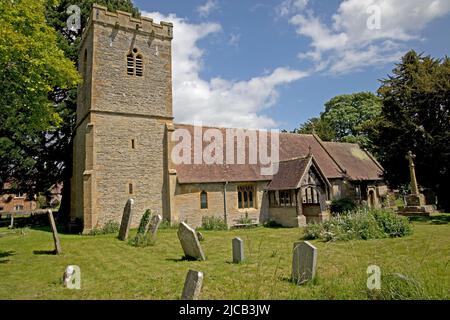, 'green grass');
0,215,449,300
